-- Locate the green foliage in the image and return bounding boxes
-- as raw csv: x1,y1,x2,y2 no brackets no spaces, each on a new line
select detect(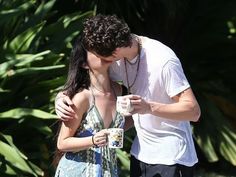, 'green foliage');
1,0,236,176
0,0,93,176
180,0,236,167
0,133,43,176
